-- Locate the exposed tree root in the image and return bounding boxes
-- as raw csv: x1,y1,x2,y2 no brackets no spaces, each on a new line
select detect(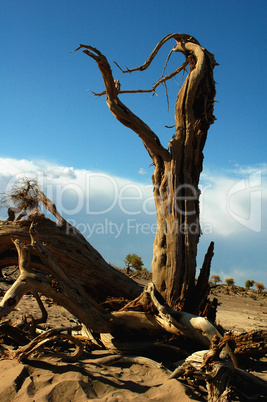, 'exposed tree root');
14,325,83,362
169,334,267,401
